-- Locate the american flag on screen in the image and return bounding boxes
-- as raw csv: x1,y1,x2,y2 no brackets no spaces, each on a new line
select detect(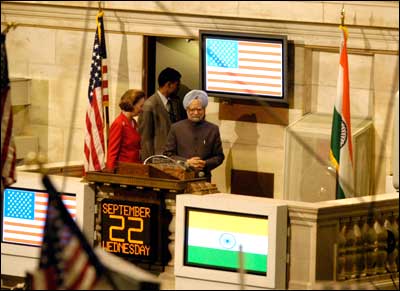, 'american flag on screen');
30,175,107,290
205,38,283,97
84,11,108,173
2,188,76,246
